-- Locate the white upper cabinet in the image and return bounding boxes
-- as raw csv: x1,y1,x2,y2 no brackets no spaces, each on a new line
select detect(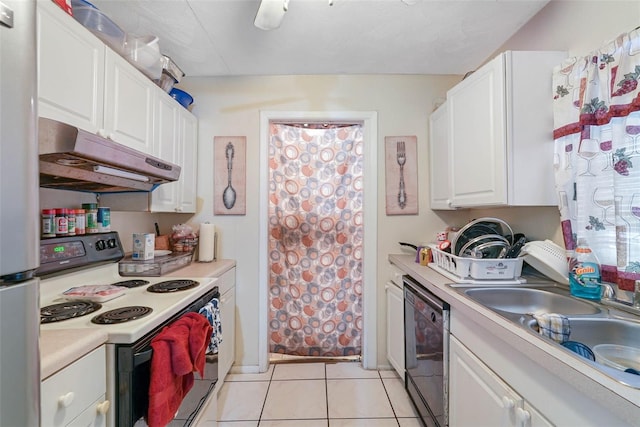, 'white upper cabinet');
429,101,456,210
149,90,198,213
37,1,105,133
149,90,180,211
447,51,566,208
103,50,155,153
177,111,198,213
38,1,155,154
